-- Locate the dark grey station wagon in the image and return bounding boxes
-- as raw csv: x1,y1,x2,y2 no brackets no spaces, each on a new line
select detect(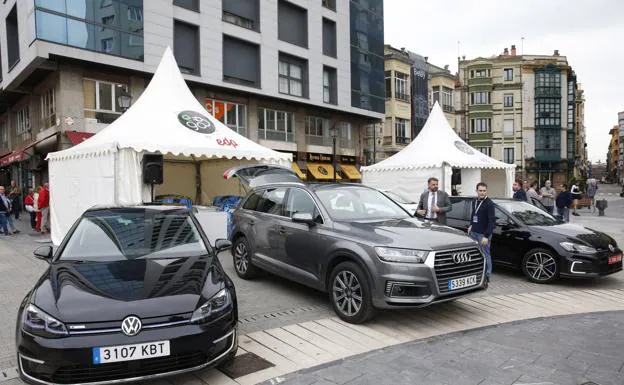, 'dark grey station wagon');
225,165,487,323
